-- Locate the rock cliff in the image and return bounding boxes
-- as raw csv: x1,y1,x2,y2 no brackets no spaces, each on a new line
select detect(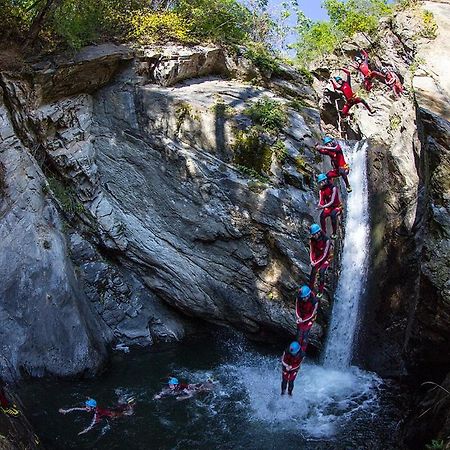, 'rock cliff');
0,43,328,379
